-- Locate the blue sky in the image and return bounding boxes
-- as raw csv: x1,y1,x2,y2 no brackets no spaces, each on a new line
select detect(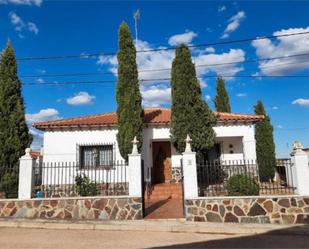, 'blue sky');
0,0,309,157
